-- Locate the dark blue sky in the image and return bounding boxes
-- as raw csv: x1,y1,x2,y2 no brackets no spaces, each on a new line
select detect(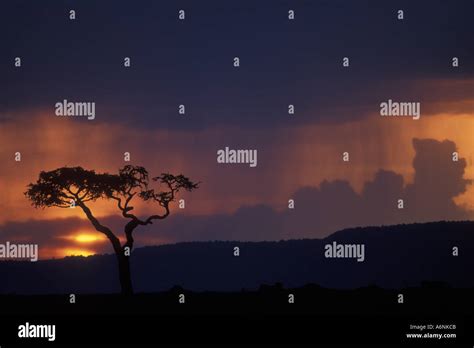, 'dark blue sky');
1,0,473,129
